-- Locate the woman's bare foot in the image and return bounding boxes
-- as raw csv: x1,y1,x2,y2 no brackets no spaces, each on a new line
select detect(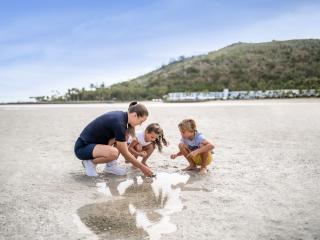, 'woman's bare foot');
199,167,207,175
183,165,197,171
